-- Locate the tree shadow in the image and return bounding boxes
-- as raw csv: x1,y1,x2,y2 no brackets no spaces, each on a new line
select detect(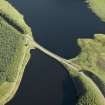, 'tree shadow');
61,70,77,105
